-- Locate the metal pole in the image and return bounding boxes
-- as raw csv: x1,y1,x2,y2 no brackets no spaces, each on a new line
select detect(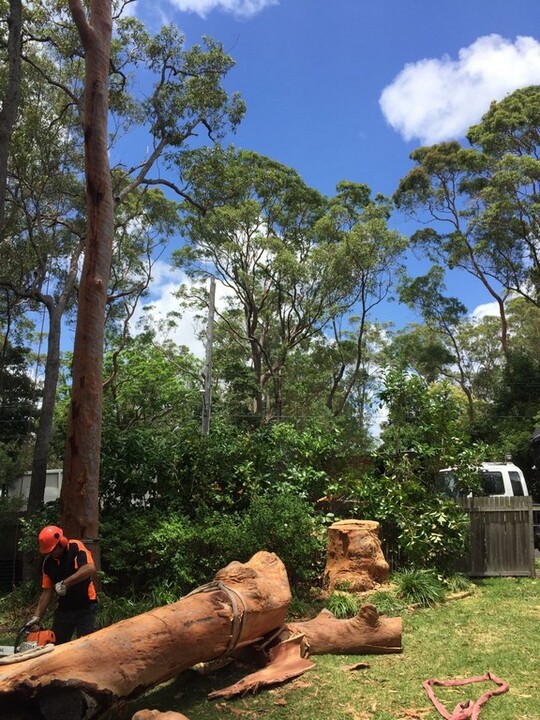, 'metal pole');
202,276,215,434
